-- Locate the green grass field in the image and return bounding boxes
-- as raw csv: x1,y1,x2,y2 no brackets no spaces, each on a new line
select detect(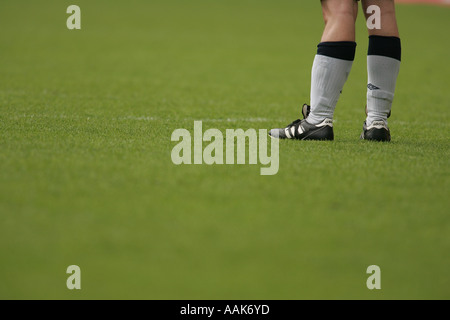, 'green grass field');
0,0,449,299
